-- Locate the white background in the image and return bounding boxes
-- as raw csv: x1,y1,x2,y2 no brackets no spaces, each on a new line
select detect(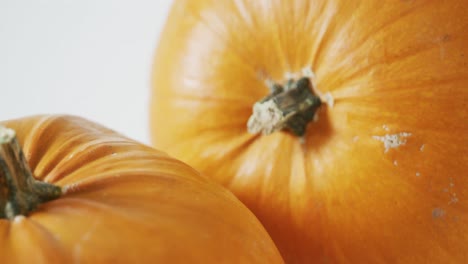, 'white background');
0,0,173,144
